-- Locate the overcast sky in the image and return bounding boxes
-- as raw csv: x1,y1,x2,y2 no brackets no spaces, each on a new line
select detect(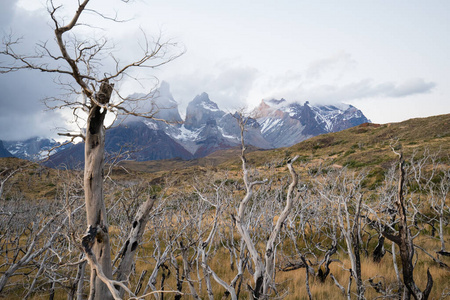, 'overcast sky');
1,0,449,141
